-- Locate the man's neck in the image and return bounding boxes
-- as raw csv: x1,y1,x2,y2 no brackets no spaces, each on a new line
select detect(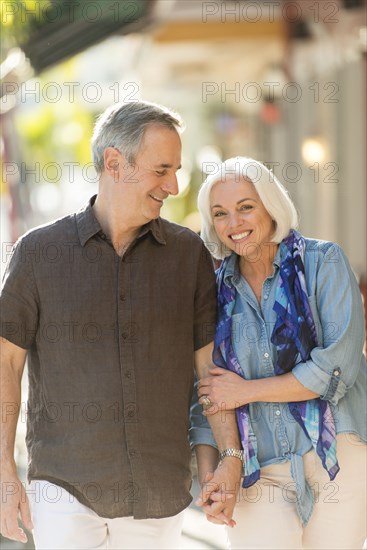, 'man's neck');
93,193,142,256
